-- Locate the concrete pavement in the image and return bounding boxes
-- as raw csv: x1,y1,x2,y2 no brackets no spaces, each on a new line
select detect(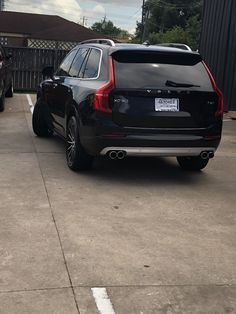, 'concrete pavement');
0,94,235,313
